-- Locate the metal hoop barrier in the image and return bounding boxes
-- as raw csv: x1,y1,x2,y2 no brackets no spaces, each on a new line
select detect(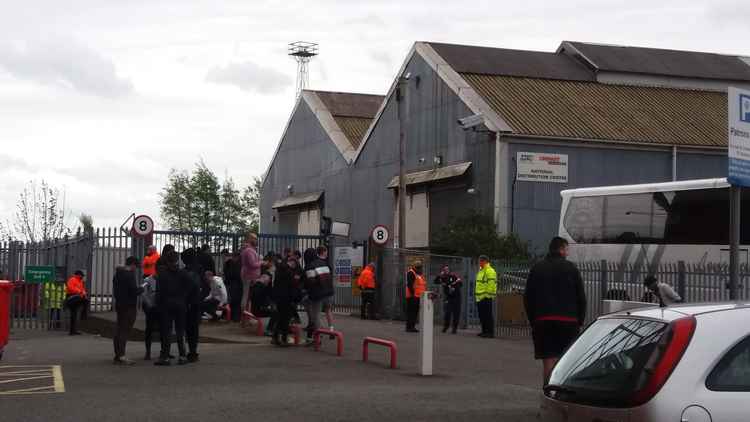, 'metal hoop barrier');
242,311,265,336
362,337,398,369
290,324,302,345
313,328,343,356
